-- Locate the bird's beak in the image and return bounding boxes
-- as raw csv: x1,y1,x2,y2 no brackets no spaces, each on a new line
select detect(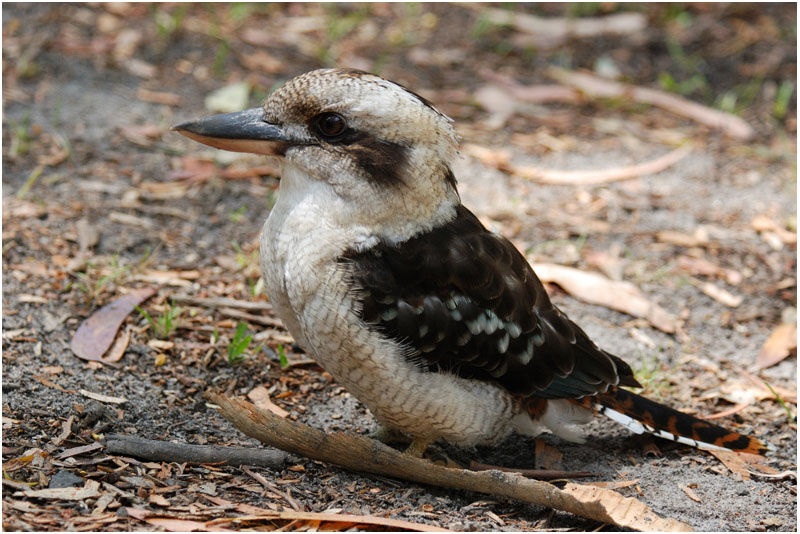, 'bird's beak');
172,107,290,156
